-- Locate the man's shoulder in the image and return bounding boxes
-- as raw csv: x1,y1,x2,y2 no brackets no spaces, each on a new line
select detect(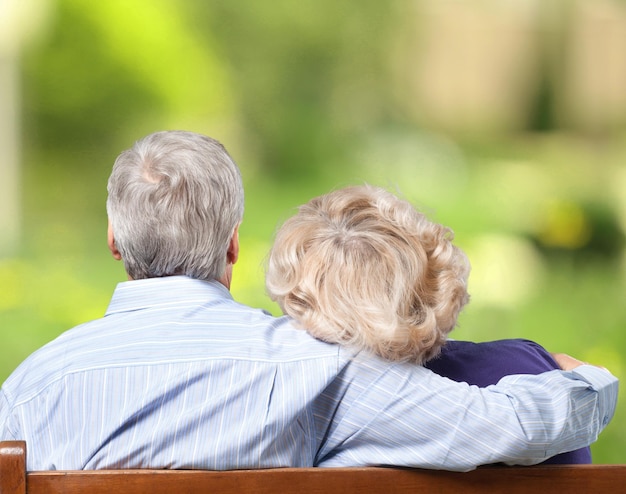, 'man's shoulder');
0,307,340,408
0,317,103,403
